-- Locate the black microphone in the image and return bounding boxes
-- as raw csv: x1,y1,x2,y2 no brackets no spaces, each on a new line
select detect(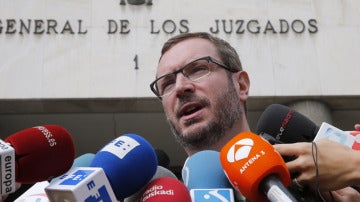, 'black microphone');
255,104,319,144
255,104,319,162
255,104,323,201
